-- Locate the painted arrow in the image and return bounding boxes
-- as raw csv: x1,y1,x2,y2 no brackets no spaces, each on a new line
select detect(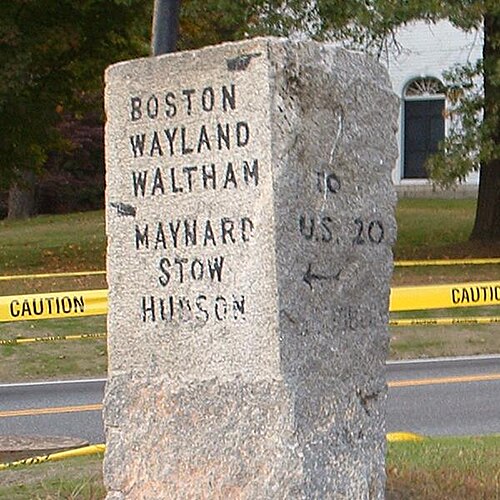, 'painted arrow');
303,263,341,289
